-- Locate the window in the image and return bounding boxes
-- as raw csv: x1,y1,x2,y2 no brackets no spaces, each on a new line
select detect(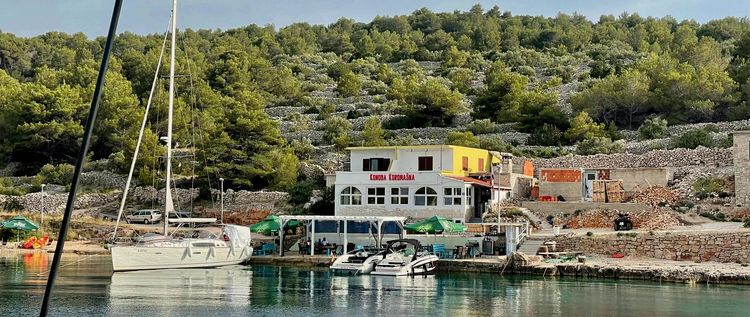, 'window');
391,187,409,204
462,156,469,171
418,156,433,171
465,187,473,205
478,158,485,172
444,187,463,205
340,187,362,205
367,187,386,205
363,158,390,171
415,187,437,206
